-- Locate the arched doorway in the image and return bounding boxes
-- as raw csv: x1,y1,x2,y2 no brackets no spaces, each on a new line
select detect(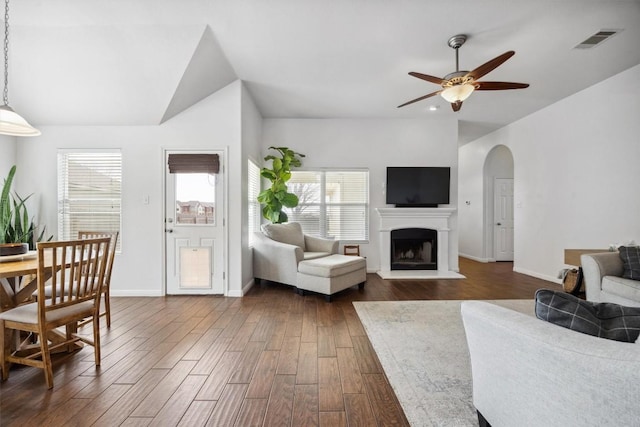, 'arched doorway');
483,145,514,261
